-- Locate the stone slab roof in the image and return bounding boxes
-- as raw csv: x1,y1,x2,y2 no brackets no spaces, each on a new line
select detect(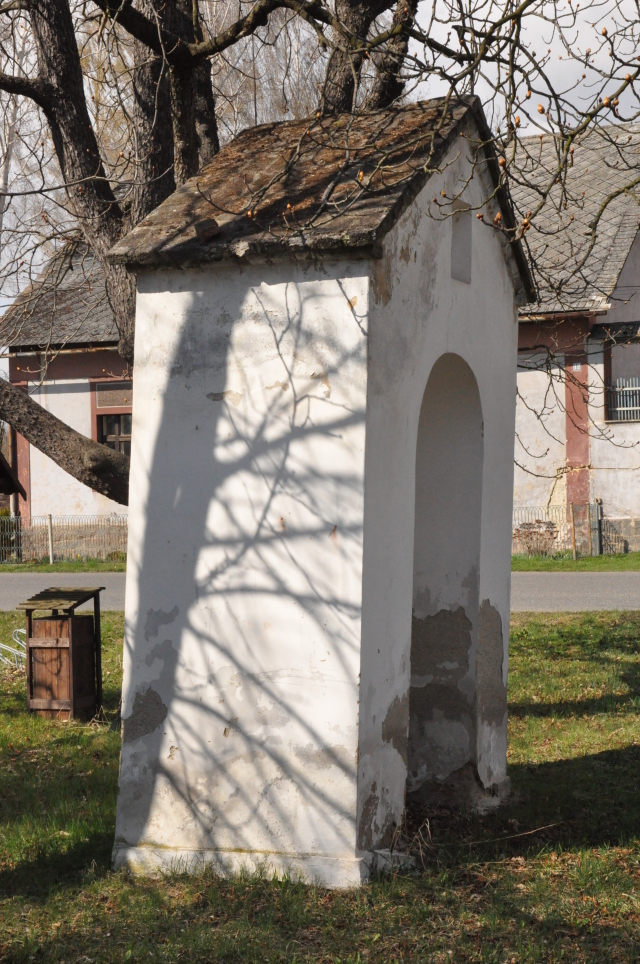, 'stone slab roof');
0,243,118,351
108,96,534,300
512,124,640,316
